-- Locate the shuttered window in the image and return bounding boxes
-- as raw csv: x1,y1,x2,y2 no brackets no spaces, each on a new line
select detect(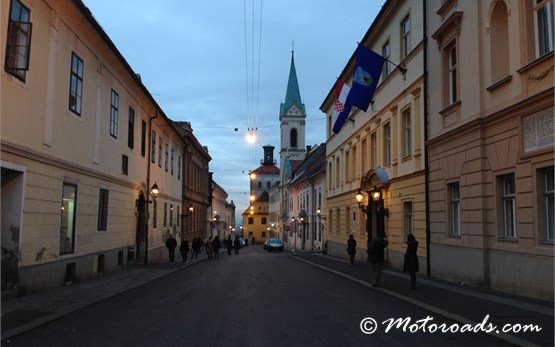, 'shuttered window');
97,189,109,231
